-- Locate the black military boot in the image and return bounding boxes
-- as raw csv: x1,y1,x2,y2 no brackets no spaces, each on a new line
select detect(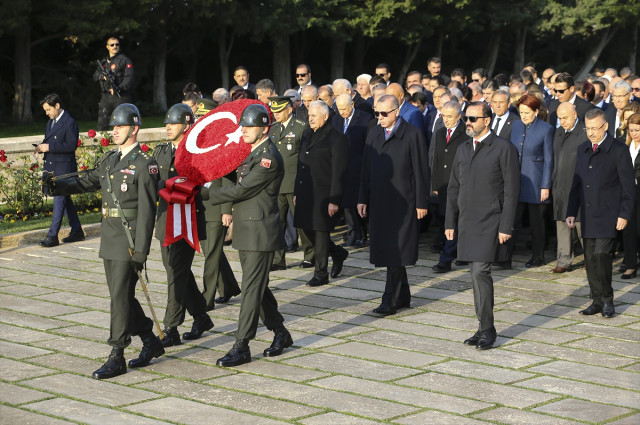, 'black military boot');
263,326,293,357
92,347,126,380
160,327,181,348
216,340,251,367
128,331,165,368
182,313,214,340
